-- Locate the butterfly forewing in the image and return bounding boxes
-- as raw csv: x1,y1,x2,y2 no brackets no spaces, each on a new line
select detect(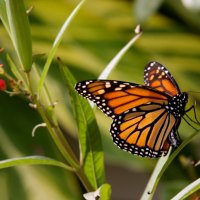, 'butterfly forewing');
75,80,169,118
144,61,180,96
